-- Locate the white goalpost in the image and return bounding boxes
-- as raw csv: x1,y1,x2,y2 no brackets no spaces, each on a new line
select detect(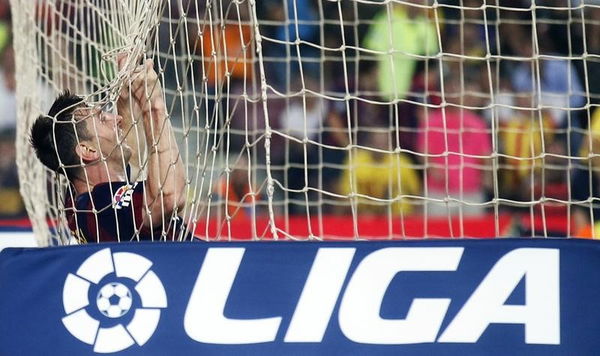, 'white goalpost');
9,0,599,246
